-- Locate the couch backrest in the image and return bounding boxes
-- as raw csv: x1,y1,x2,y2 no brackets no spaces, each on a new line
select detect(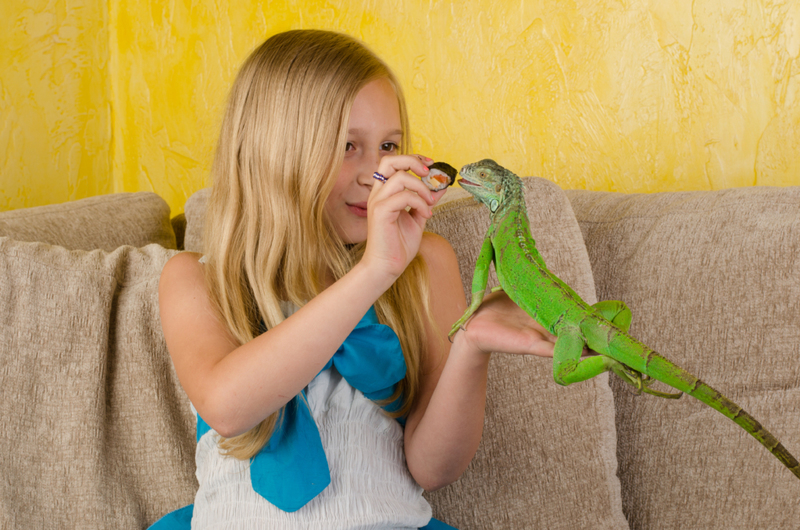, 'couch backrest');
0,239,195,529
0,192,177,251
567,187,800,529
